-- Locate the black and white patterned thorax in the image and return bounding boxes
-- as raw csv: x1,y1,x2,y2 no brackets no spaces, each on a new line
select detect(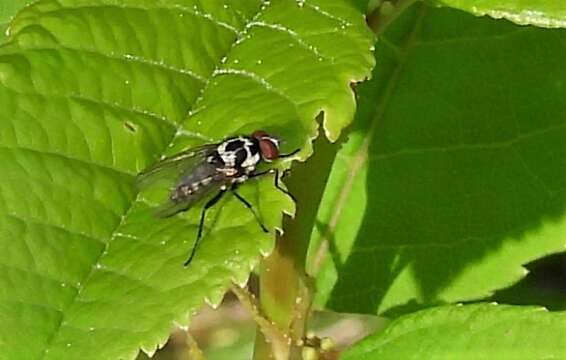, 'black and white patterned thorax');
209,136,261,173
